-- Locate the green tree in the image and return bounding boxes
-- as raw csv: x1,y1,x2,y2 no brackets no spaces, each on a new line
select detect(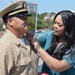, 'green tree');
28,11,55,30
28,17,35,30
50,12,56,14
38,12,48,19
30,12,36,18
45,19,54,29
37,19,45,29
